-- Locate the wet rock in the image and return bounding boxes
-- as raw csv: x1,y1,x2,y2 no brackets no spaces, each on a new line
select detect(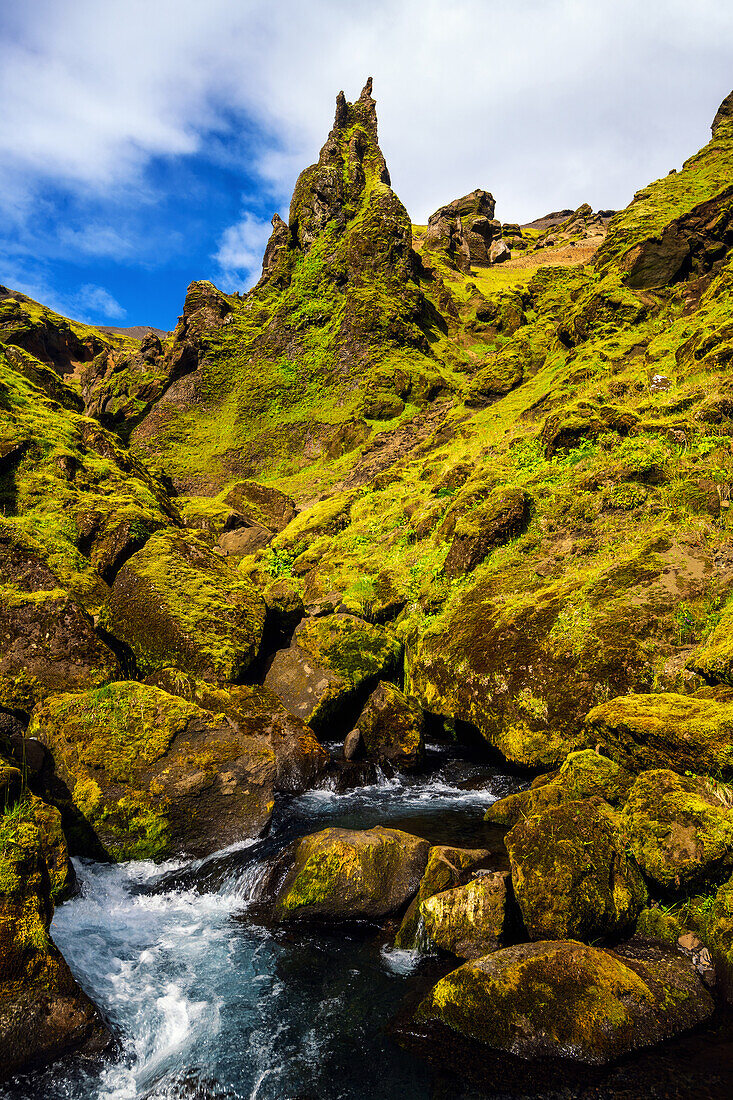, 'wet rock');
506,798,646,940
355,682,424,770
585,692,733,776
32,681,277,860
621,769,733,891
102,529,266,681
395,845,492,949
485,749,634,827
0,806,108,1078
343,728,364,761
263,613,401,733
413,939,713,1065
420,871,508,959
272,826,430,922
442,487,531,578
